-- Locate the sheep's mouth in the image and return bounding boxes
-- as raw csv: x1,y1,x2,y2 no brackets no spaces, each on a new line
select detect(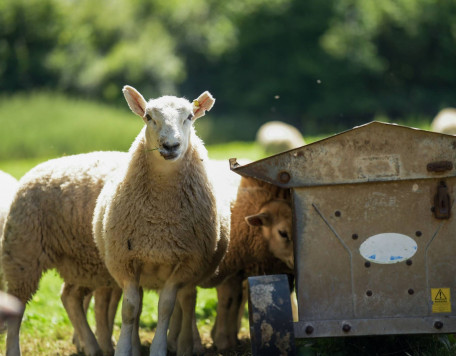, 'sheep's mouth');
160,151,179,160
